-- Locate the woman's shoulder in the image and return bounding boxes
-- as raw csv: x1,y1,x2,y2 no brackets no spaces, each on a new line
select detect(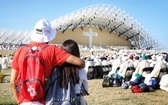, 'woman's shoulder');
79,68,87,73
